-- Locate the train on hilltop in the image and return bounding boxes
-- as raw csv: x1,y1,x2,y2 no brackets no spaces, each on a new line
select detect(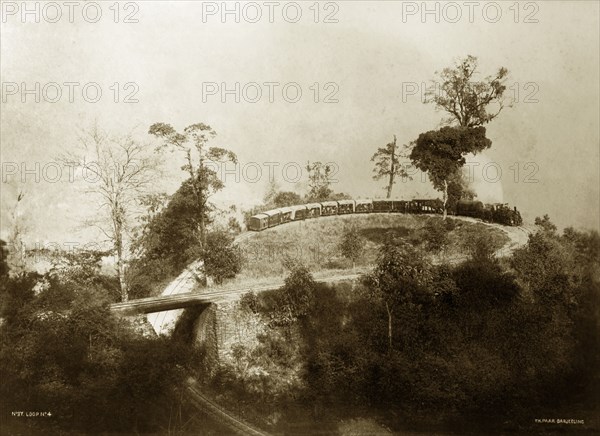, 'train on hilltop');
248,198,522,231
